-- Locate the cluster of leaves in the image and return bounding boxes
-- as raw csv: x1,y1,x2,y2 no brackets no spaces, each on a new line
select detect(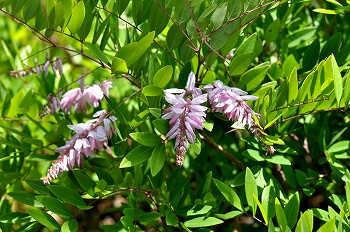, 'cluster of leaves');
1,0,350,231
